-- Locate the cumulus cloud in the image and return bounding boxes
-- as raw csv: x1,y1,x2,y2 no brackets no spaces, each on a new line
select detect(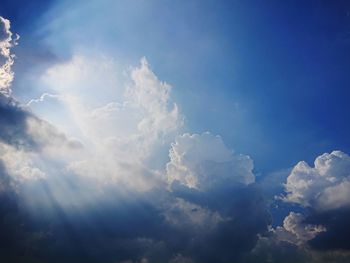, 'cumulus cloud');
44,57,185,192
246,150,350,262
163,132,267,262
245,212,327,263
15,53,271,262
0,17,18,96
166,132,255,189
277,150,350,254
0,17,278,262
127,57,183,136
283,151,350,211
275,212,326,246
